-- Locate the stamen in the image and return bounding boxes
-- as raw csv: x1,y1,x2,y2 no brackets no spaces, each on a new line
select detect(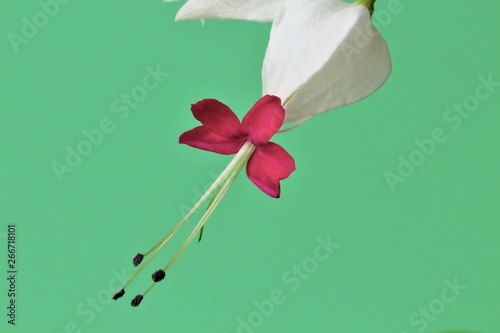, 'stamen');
112,289,125,300
114,141,255,302
139,142,255,300
131,295,143,307
133,253,144,267
152,269,166,282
